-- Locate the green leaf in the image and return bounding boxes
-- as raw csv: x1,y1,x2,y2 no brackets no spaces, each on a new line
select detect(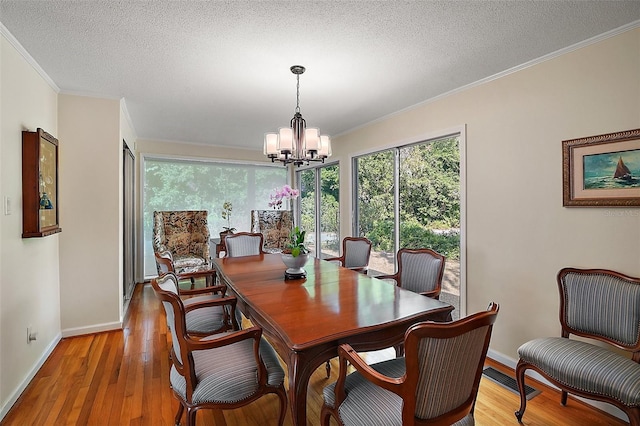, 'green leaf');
291,247,301,257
